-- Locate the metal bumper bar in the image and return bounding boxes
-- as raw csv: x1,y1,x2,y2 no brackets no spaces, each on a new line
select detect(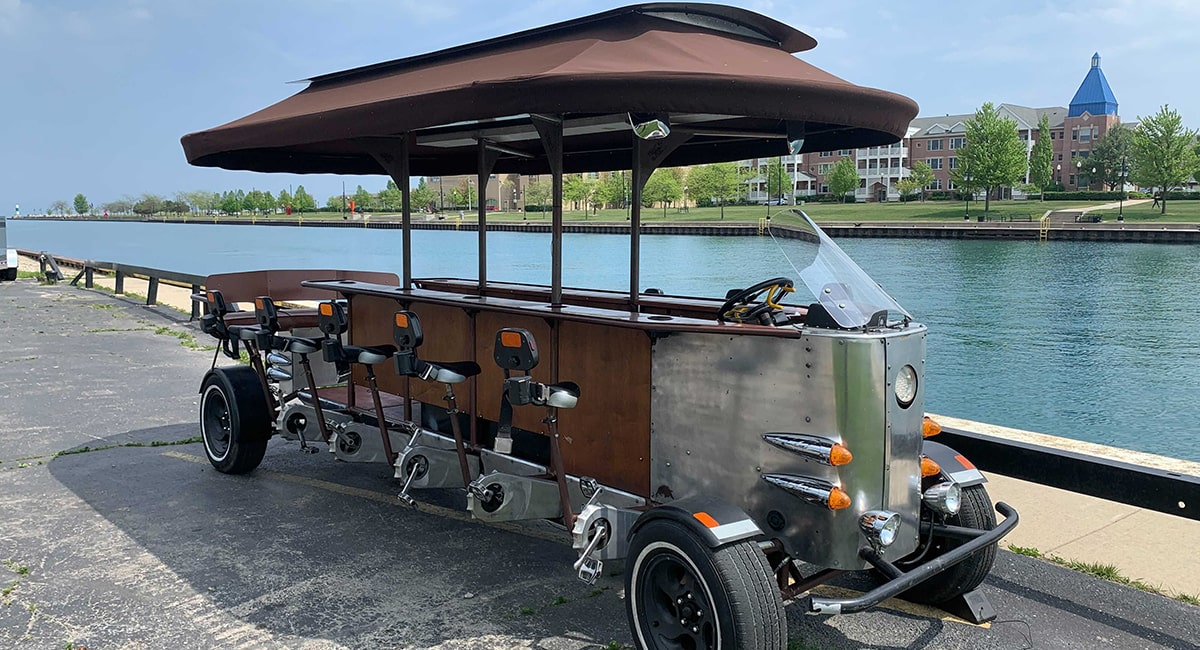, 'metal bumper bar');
806,502,1018,615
